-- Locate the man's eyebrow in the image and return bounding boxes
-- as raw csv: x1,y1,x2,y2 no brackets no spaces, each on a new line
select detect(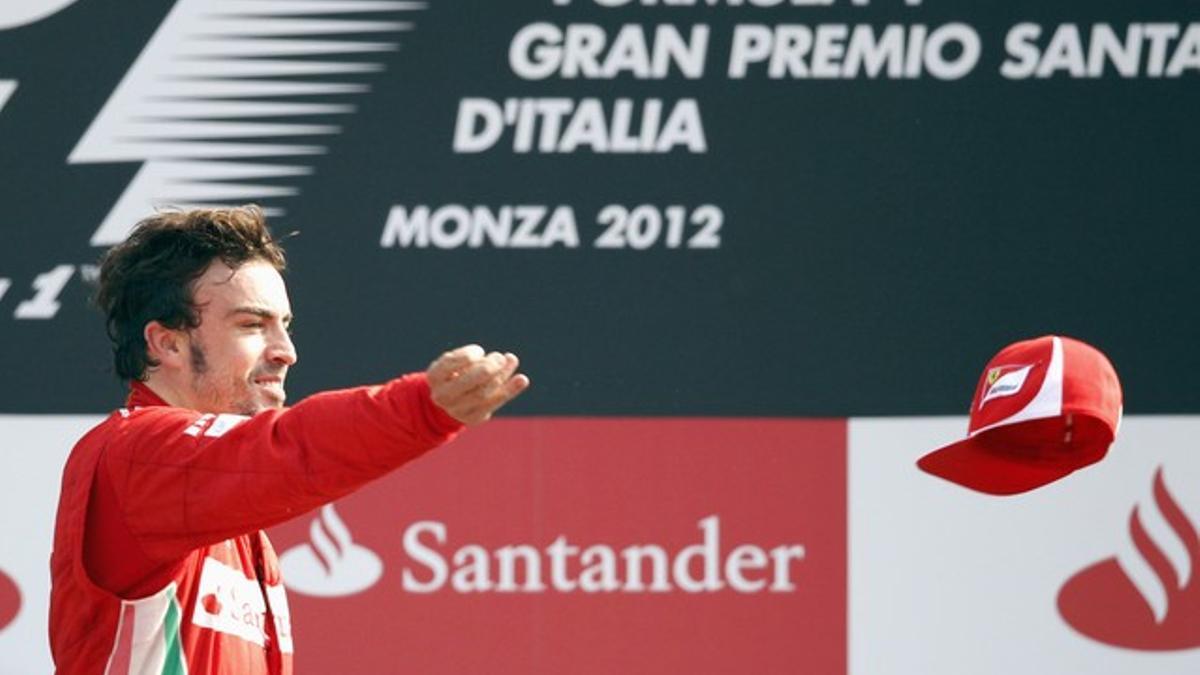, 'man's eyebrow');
227,306,294,324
